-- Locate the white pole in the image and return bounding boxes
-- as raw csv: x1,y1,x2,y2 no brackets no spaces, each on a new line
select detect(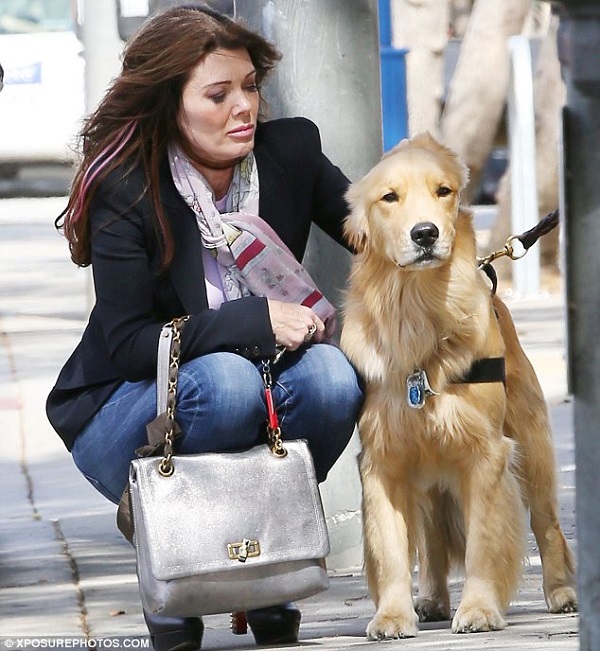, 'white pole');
507,35,540,296
80,0,123,313
80,0,123,114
